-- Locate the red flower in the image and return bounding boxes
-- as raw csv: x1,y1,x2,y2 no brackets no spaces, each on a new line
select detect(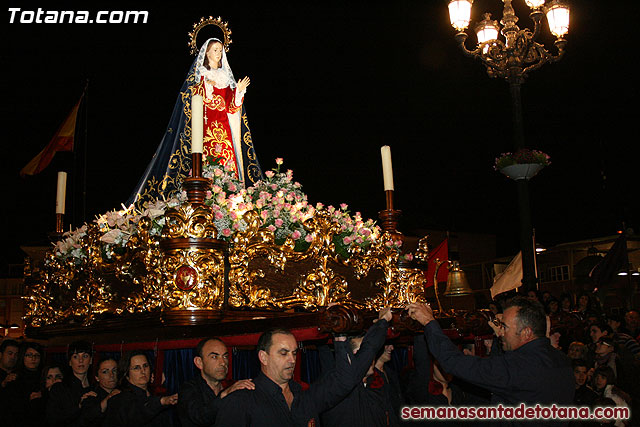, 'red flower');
367,371,385,389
